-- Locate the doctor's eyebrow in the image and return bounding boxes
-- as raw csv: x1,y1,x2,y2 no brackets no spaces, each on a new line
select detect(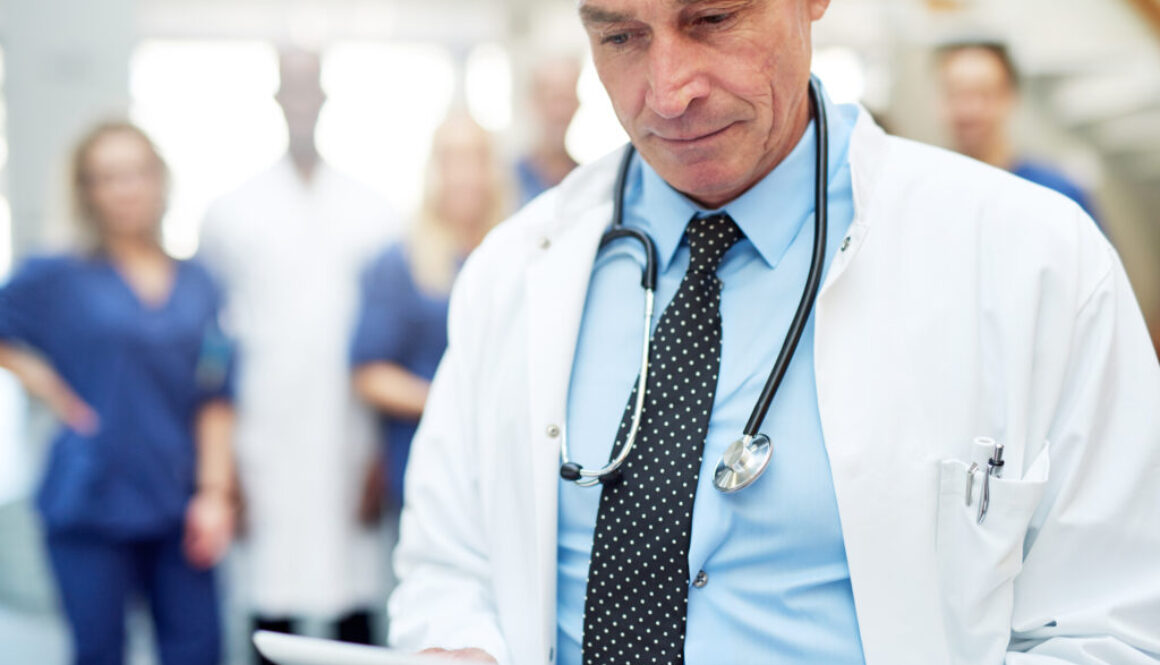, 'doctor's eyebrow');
579,4,634,25
580,0,753,25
